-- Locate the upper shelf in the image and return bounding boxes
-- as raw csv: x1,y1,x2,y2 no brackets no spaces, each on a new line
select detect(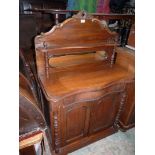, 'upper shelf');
35,11,119,55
